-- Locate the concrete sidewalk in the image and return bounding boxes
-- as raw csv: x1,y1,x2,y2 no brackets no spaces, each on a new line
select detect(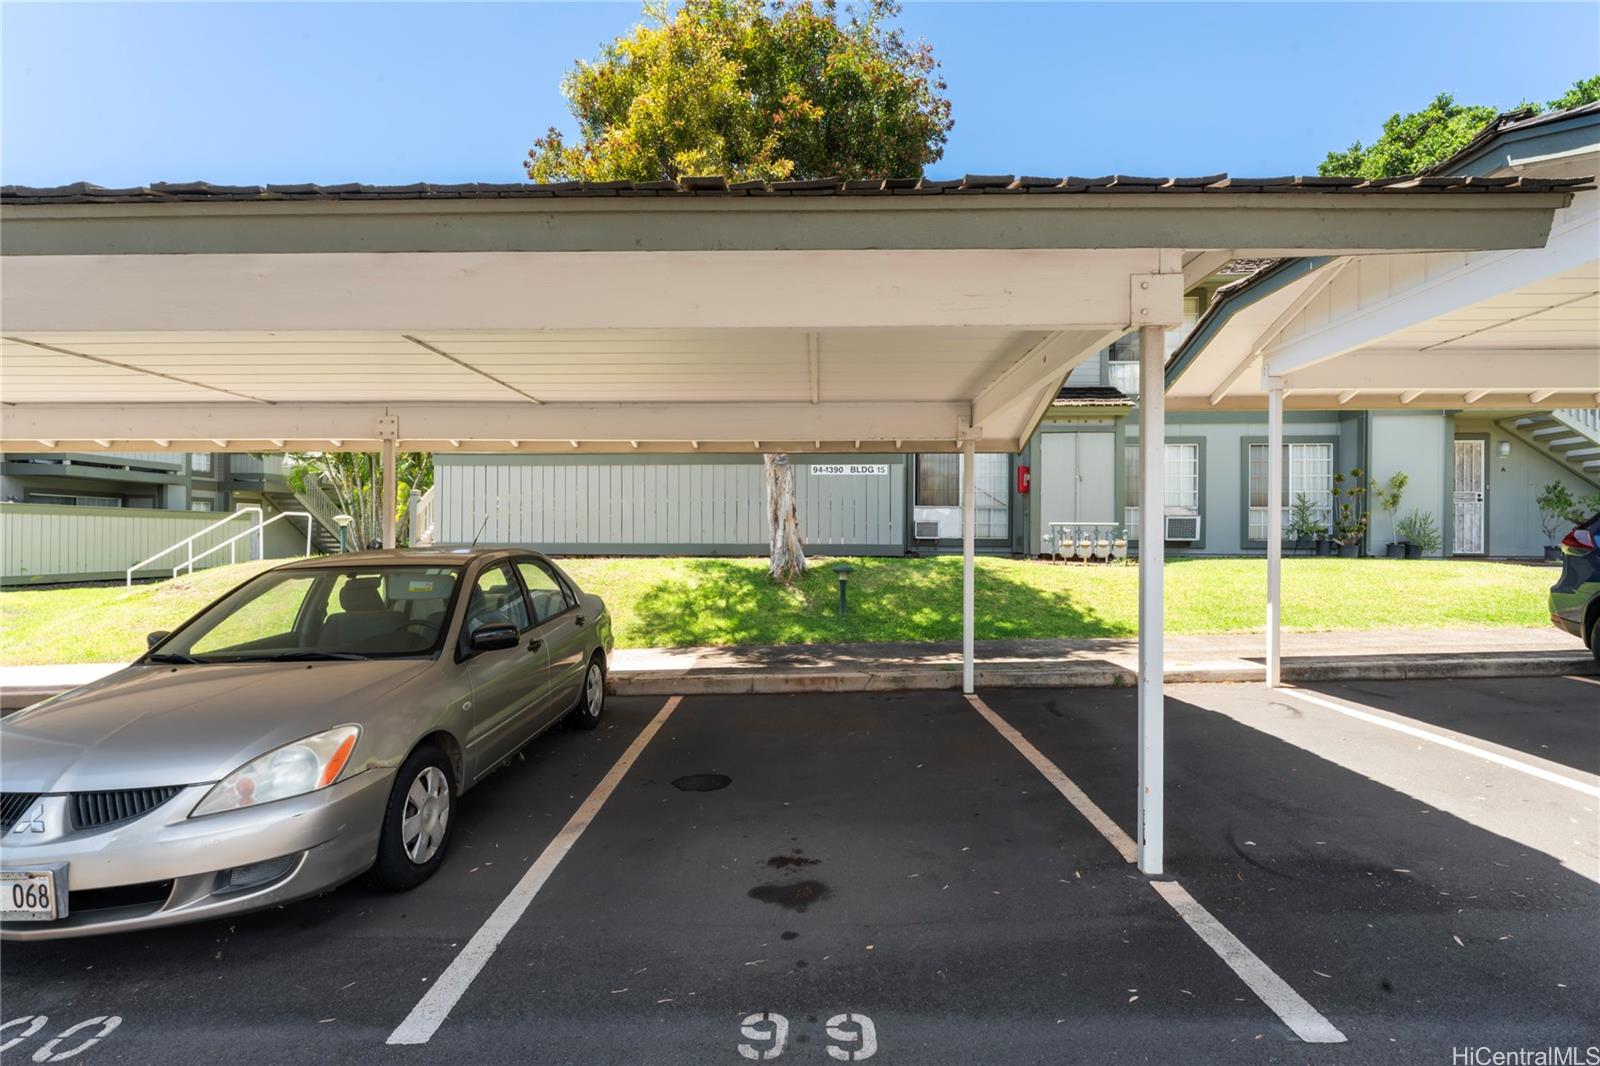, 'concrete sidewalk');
2,627,1592,709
